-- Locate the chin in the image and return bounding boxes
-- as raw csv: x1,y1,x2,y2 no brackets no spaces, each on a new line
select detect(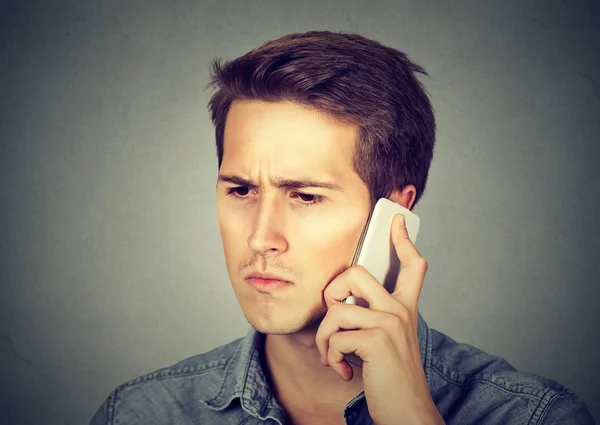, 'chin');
245,306,325,335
